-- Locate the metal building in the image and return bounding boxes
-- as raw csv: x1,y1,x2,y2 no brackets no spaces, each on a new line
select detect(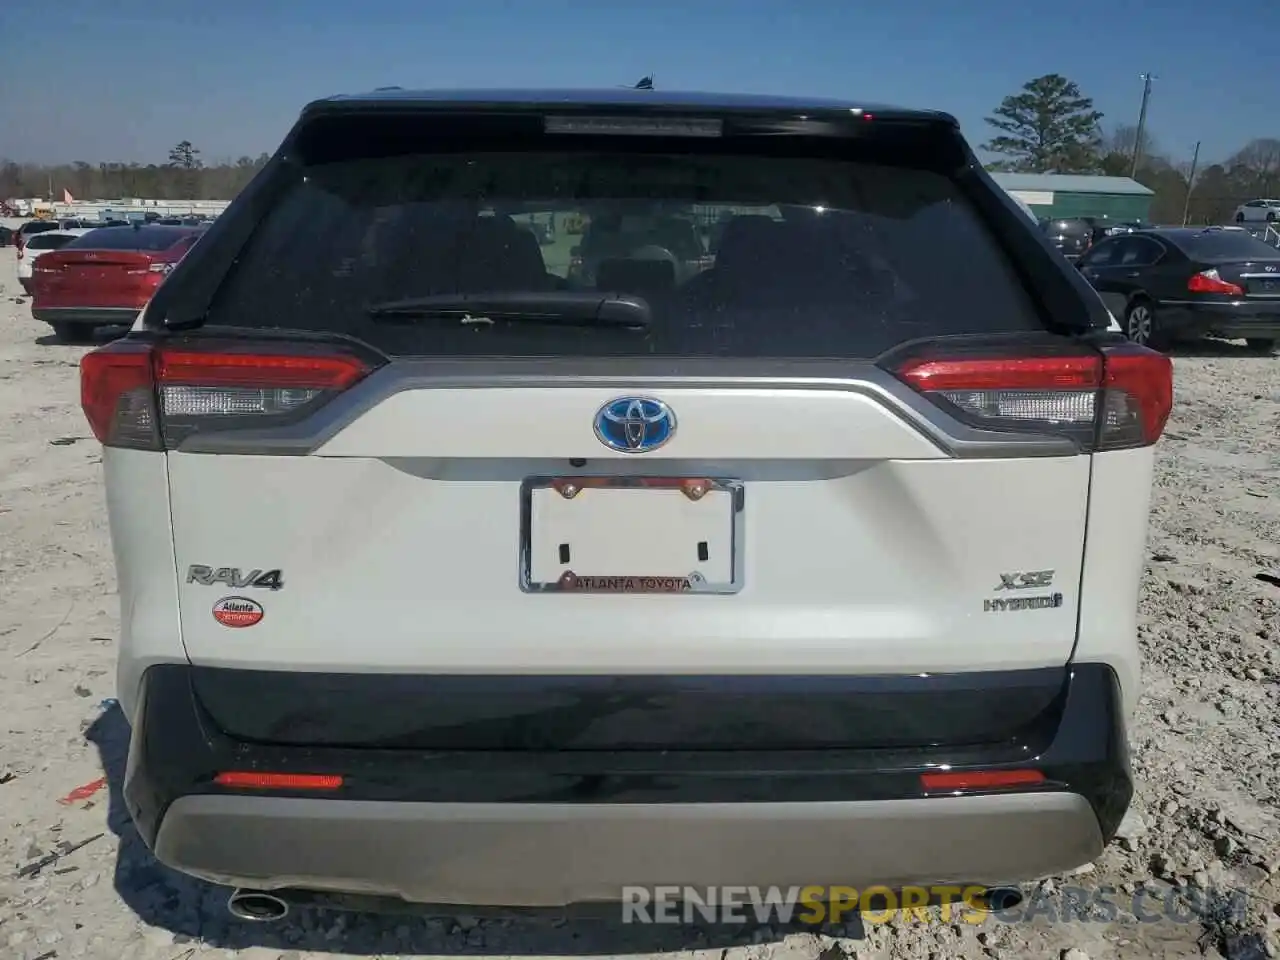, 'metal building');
990,173,1154,222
